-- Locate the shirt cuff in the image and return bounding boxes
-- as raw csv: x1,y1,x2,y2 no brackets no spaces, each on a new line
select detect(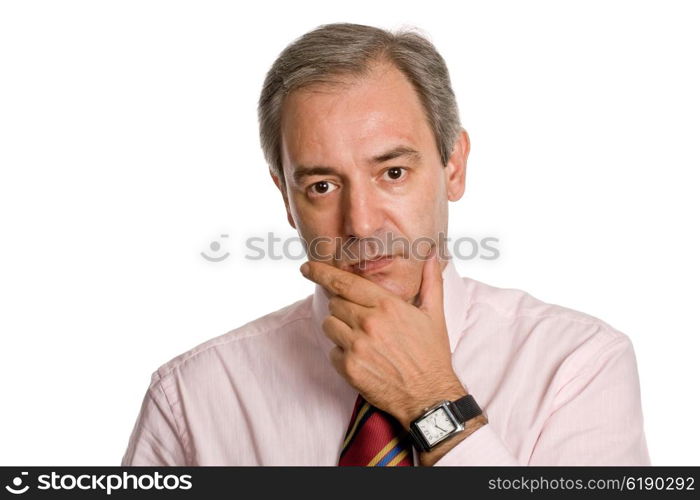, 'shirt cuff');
432,423,520,466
